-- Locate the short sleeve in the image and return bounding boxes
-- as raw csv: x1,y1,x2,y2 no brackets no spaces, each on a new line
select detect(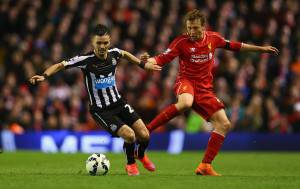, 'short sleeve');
154,36,184,66
213,32,226,48
108,48,123,60
210,32,241,51
63,54,94,69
